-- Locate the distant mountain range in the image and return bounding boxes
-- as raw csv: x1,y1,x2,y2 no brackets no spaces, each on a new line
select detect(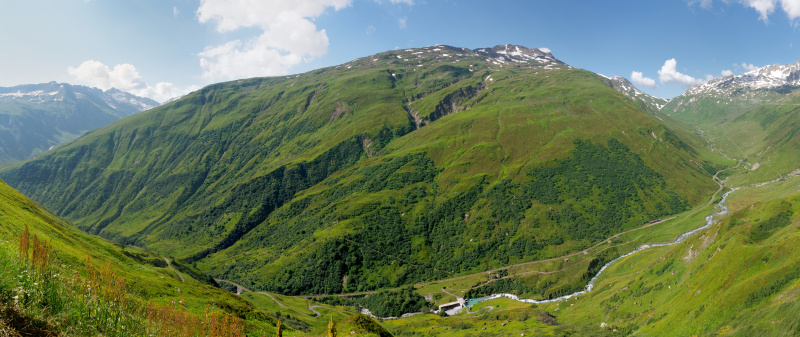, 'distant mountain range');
0,82,158,164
